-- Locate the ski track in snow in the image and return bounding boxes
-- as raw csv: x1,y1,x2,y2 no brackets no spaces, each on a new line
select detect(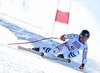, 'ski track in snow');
0,19,100,73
